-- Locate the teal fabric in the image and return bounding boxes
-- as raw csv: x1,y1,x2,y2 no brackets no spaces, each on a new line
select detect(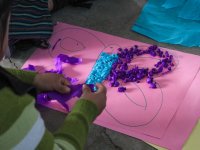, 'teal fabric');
178,0,200,21
162,0,186,9
132,0,200,47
